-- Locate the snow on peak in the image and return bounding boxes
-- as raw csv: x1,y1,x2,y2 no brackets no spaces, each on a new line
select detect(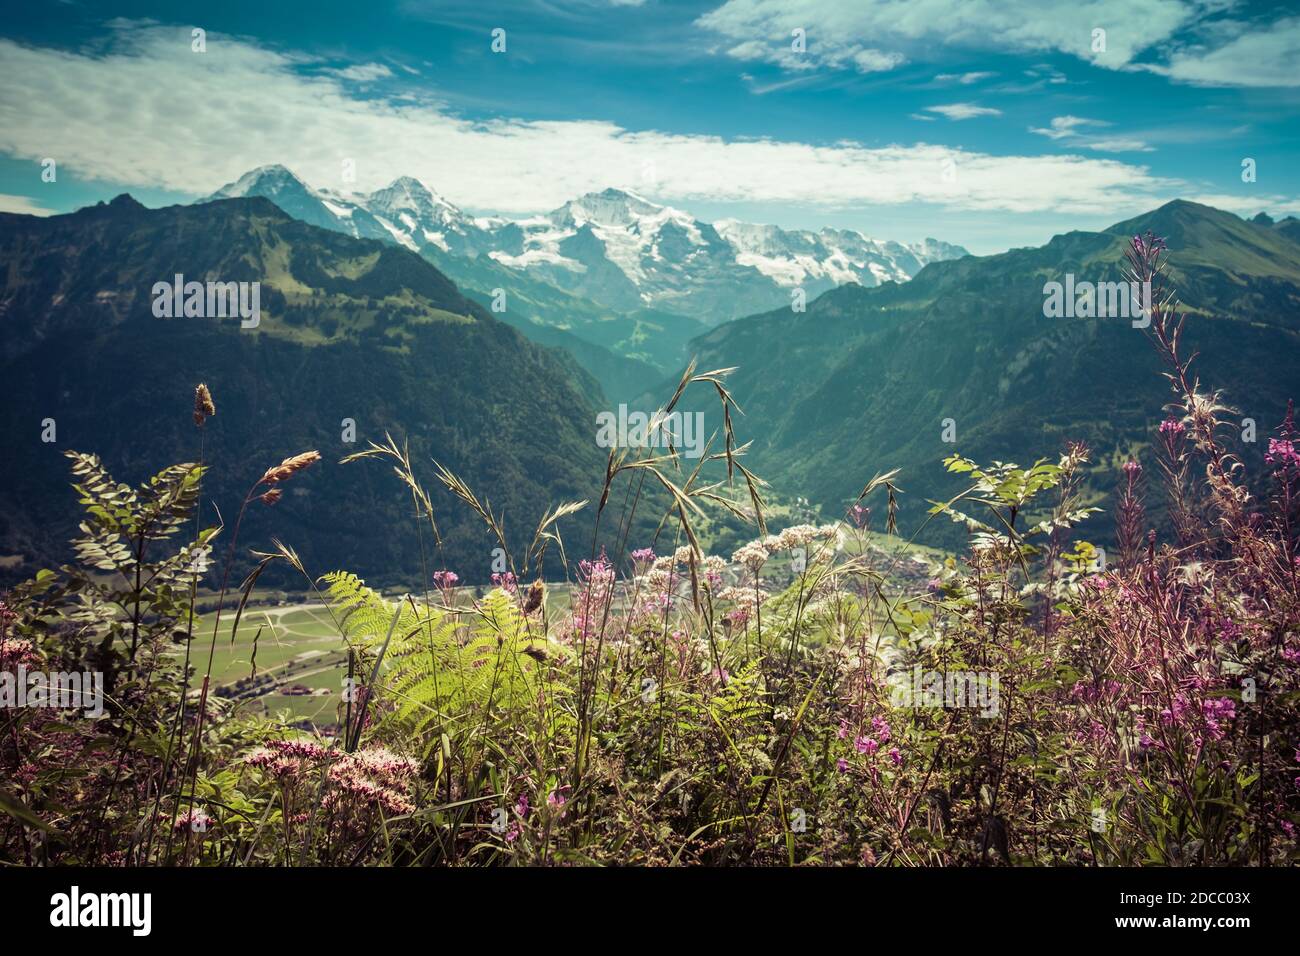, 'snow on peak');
213,164,310,199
